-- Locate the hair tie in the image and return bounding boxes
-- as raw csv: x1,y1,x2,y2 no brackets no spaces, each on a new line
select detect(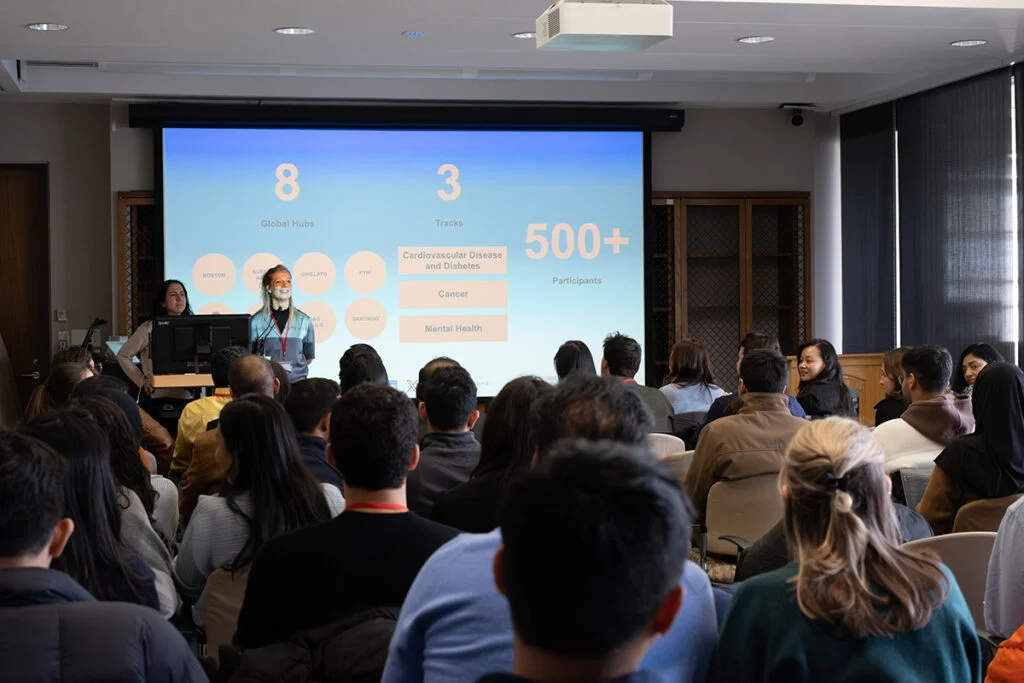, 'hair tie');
825,472,850,493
